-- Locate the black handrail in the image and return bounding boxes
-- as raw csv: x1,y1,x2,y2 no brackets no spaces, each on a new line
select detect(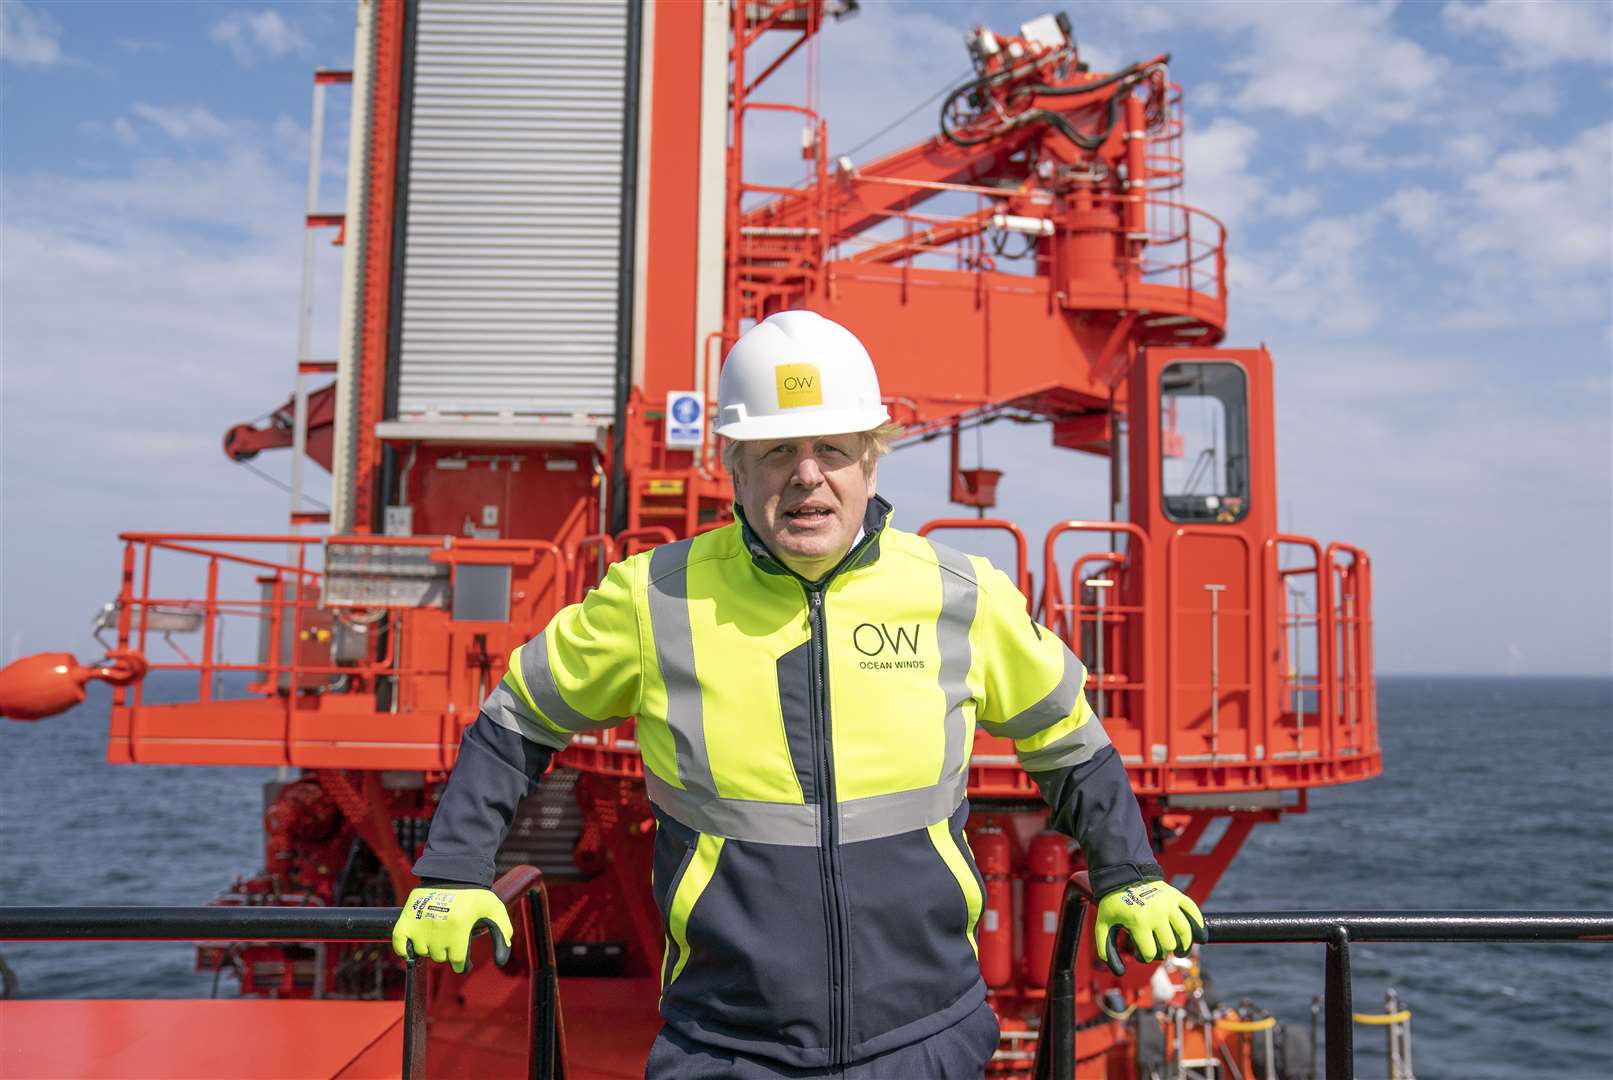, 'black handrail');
0,906,398,941
1030,874,1613,1080
0,866,565,1080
